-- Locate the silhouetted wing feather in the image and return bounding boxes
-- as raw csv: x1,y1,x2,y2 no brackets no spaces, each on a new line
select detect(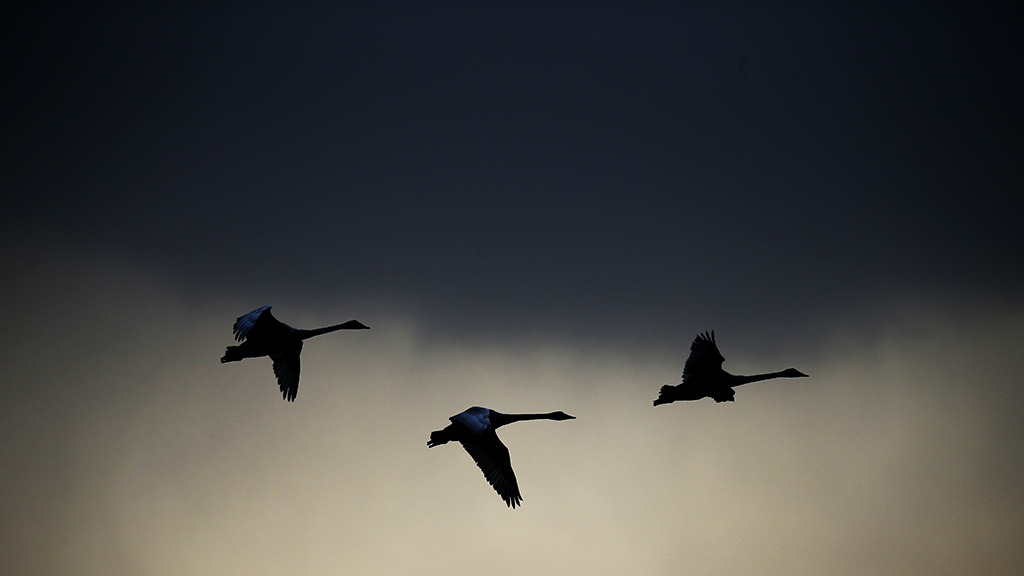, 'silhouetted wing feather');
683,331,726,378
269,345,301,401
459,431,523,508
232,305,273,342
